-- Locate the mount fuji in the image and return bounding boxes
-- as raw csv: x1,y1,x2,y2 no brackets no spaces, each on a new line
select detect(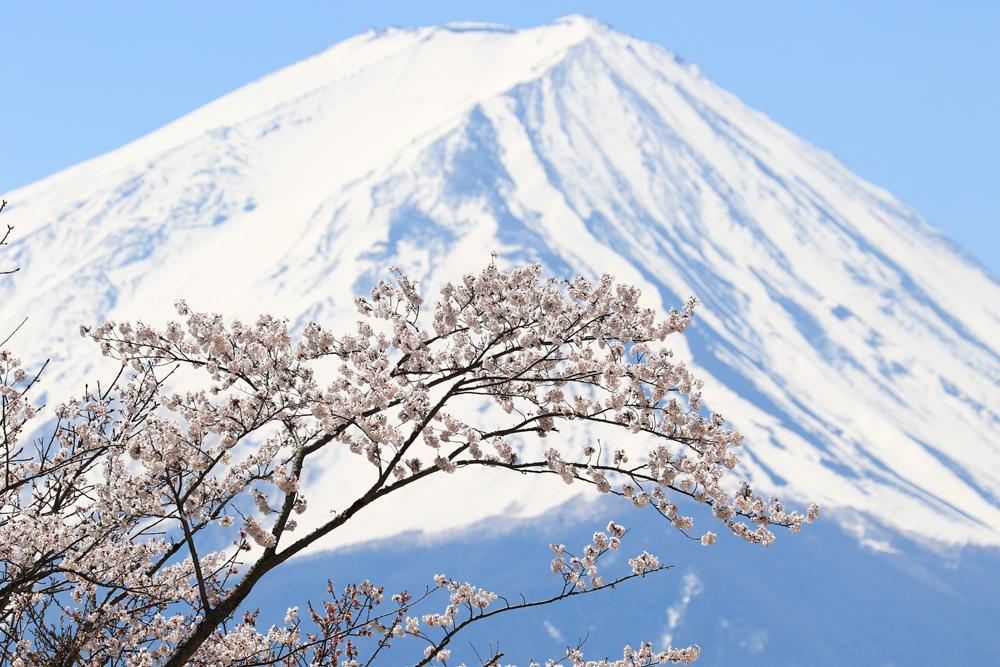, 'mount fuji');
3,16,998,664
